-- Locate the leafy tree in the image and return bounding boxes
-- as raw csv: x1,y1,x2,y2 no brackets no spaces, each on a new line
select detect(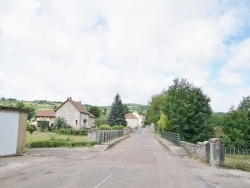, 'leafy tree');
39,121,49,132
95,115,108,127
16,101,25,108
15,102,36,121
157,113,174,133
53,117,71,130
107,93,127,126
147,90,167,124
24,105,36,121
162,78,213,143
222,109,249,142
88,106,101,118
